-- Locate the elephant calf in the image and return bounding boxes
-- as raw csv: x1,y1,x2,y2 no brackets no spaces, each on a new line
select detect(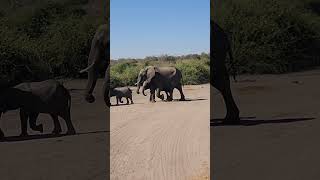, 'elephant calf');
0,80,76,138
110,87,134,105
